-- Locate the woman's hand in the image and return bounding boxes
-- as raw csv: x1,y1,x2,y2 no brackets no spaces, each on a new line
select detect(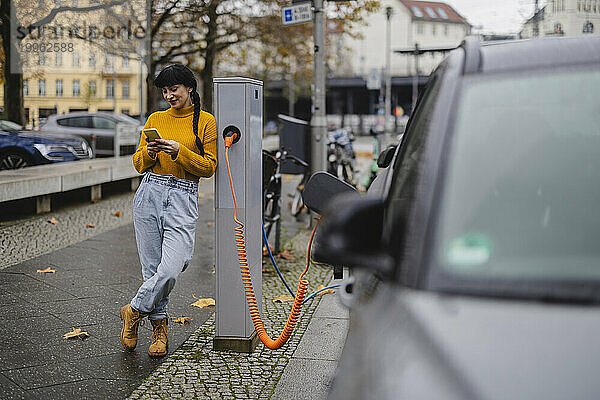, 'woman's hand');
155,139,180,158
145,138,160,158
